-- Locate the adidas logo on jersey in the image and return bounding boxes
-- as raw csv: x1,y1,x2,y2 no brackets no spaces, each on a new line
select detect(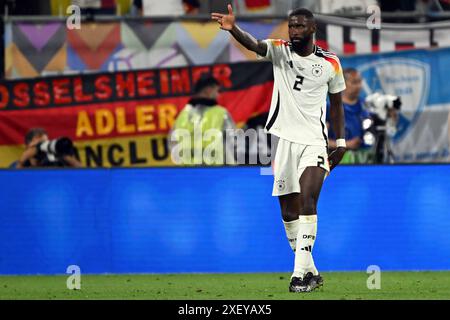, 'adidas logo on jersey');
286,60,305,71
